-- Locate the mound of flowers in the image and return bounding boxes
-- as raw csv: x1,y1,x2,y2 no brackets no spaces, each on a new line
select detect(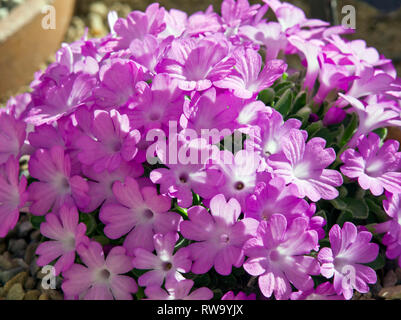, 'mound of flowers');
1,0,401,300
